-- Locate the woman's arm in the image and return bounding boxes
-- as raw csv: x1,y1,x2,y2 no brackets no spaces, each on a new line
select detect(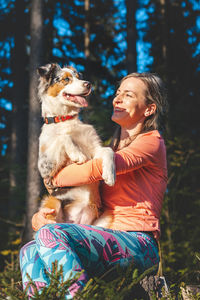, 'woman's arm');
52,132,163,187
